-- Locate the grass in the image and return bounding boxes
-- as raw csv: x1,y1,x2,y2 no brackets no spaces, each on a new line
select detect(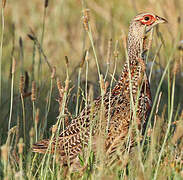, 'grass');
0,0,183,179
